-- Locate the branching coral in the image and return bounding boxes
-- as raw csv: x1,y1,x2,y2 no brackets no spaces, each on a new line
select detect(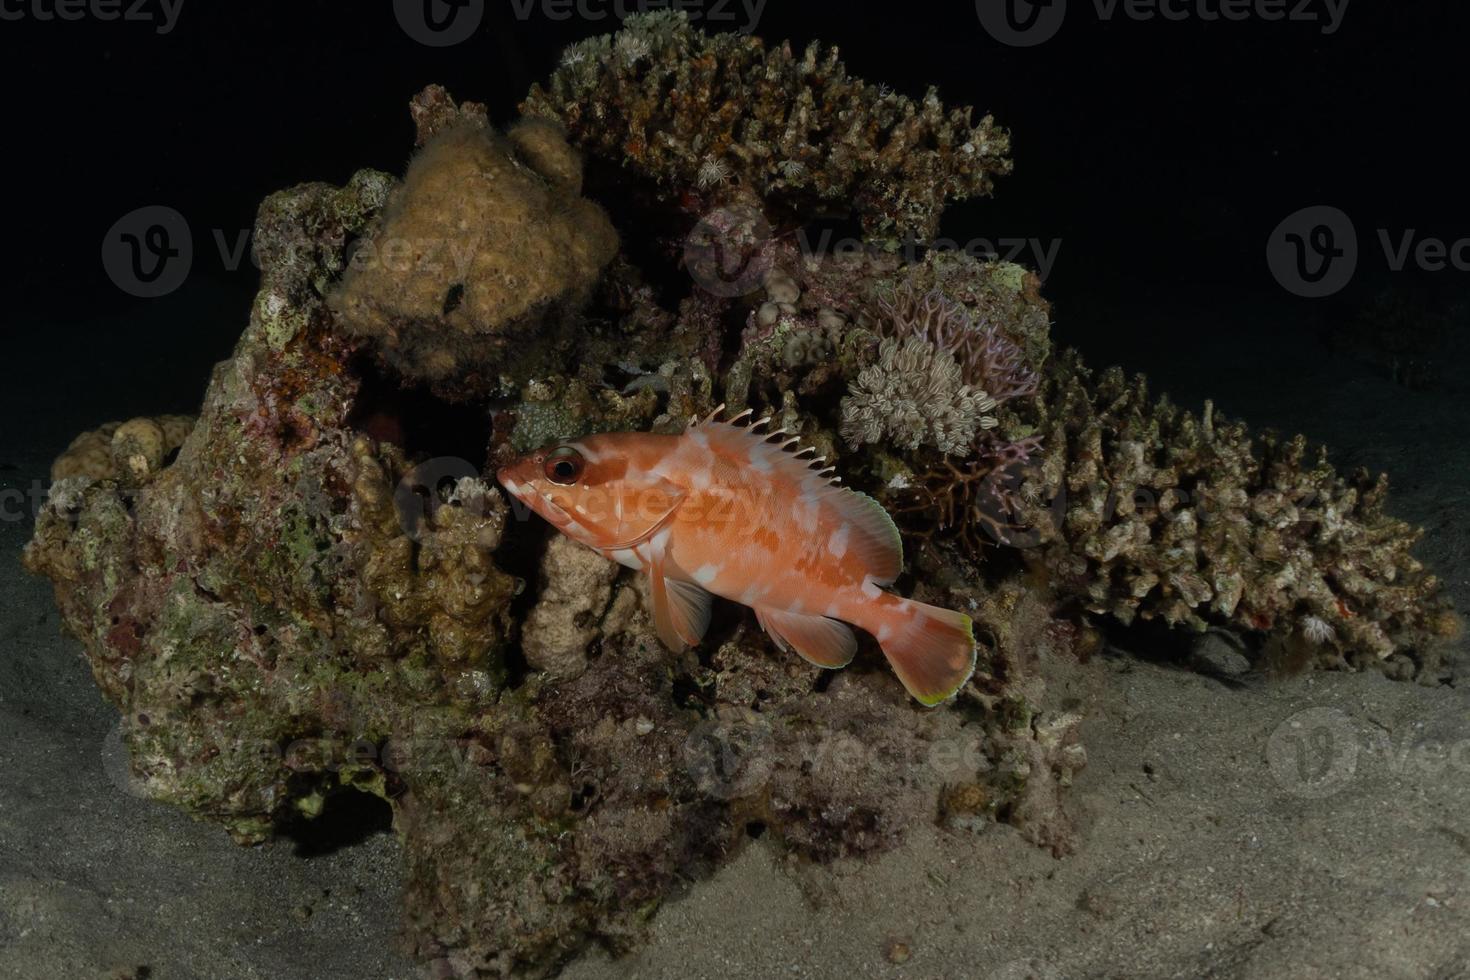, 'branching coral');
890,435,1046,557
522,12,1012,242
1016,352,1456,669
